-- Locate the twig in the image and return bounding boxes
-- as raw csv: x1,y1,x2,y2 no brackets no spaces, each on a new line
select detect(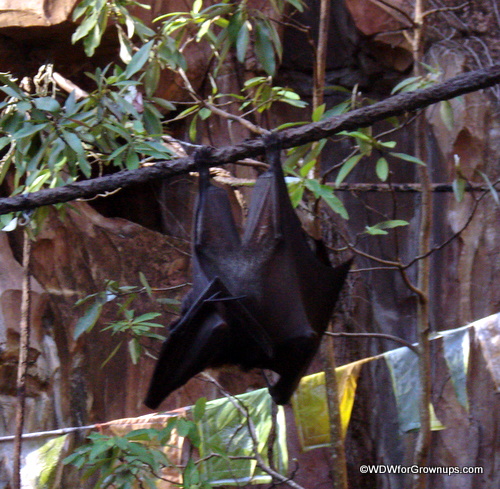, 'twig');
1,64,500,215
328,182,496,192
177,68,268,136
325,331,418,354
422,2,468,18
404,190,486,268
